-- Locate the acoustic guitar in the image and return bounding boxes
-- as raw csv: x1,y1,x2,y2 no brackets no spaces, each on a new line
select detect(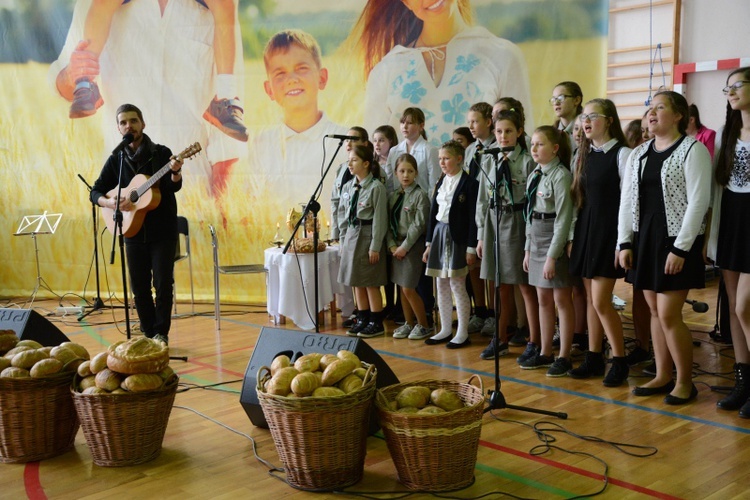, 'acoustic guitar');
102,142,201,237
